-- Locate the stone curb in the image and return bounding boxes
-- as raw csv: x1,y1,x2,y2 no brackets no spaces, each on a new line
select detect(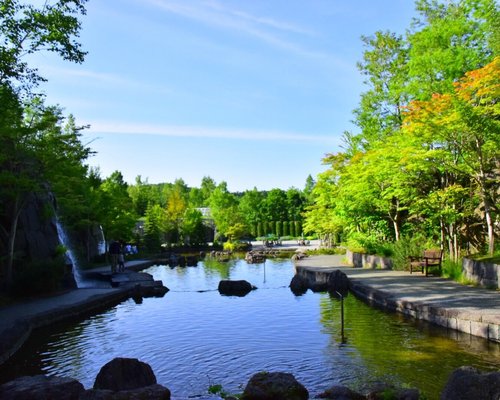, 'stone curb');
348,280,500,342
0,288,131,366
